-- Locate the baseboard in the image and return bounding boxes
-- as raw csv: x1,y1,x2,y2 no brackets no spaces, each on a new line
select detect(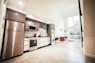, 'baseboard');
84,52,95,58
